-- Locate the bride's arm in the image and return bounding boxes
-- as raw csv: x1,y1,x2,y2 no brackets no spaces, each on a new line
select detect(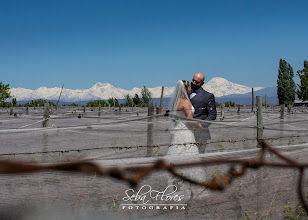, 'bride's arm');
180,99,202,128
